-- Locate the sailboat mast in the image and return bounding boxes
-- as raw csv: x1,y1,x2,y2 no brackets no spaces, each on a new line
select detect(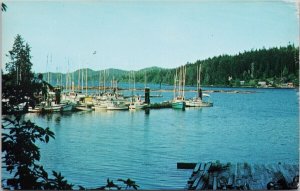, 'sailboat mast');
50,54,52,85
99,70,101,93
179,66,182,98
56,66,58,86
66,61,68,92
78,68,81,91
183,65,186,99
103,70,106,92
81,67,84,92
60,67,62,88
47,55,49,83
86,67,88,96
68,59,70,92
199,64,202,89
133,71,136,90
174,69,177,99
145,71,147,88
